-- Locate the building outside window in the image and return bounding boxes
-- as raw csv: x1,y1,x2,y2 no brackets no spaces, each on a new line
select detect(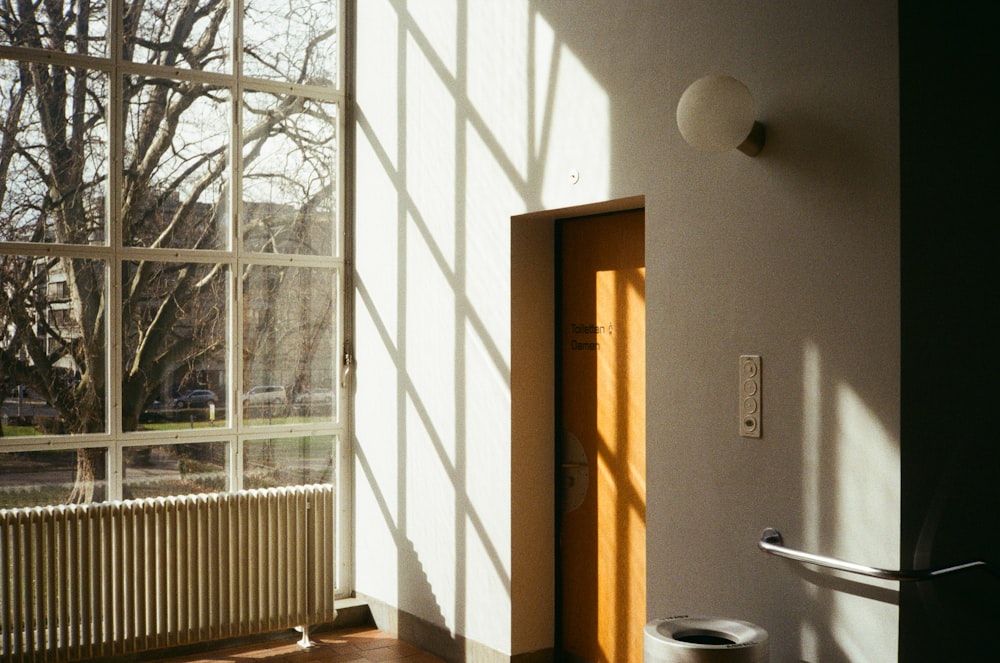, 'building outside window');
0,0,348,592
